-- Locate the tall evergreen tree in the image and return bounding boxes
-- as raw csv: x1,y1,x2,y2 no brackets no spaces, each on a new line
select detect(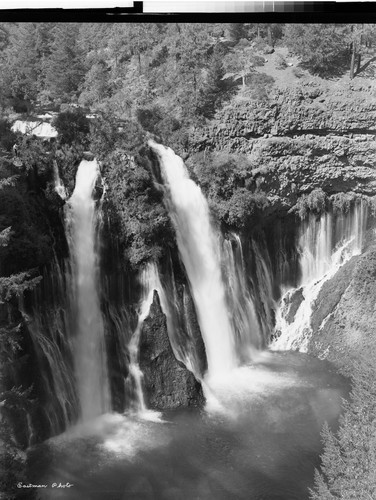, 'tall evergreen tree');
283,24,349,75
45,23,85,100
0,23,41,103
